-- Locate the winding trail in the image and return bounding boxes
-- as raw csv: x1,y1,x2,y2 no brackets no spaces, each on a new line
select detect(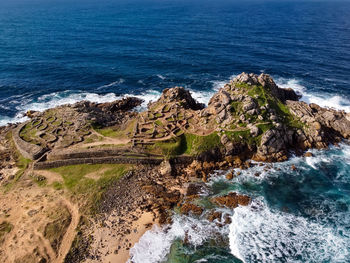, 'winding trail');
54,199,80,263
